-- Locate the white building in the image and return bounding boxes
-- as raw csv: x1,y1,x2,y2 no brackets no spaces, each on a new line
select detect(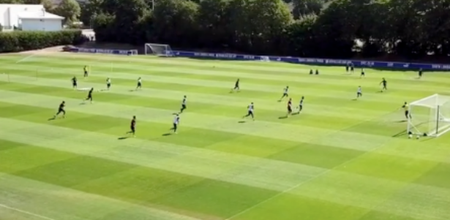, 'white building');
0,4,64,31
